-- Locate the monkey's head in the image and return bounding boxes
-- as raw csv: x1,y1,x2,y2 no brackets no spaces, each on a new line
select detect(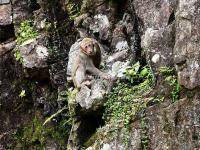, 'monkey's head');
80,38,96,56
